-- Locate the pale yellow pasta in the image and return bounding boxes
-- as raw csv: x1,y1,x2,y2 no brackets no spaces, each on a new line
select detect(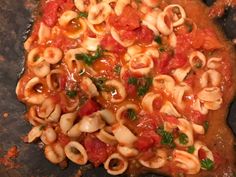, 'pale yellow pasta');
197,87,222,102
112,123,137,147
139,149,167,169
99,109,117,125
156,11,173,35
64,141,88,165
145,45,160,59
67,123,82,138
38,22,51,43
111,27,135,47
79,112,105,133
128,54,154,76
46,69,64,91
96,127,118,145
192,98,208,115
58,10,78,27
44,143,66,164
43,47,63,64
164,4,186,27
74,0,96,12
204,98,223,110
104,153,128,175
82,36,101,51
27,125,43,143
24,77,46,104
160,101,181,117
172,150,201,174
169,32,177,48
80,77,99,97
200,69,221,88
127,45,142,57
24,36,34,52
40,127,57,145
85,19,106,36
143,0,159,8
115,103,138,123
153,75,175,94
102,80,126,103
192,123,205,135
207,57,222,69
32,61,50,78
115,0,130,15
142,9,161,35
37,97,56,119
141,92,162,113
189,51,206,69
27,47,44,66
65,98,80,112
47,104,62,123
88,2,112,24
172,82,191,109
27,106,47,126
172,66,191,82
175,118,194,147
117,145,138,158
59,112,77,135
